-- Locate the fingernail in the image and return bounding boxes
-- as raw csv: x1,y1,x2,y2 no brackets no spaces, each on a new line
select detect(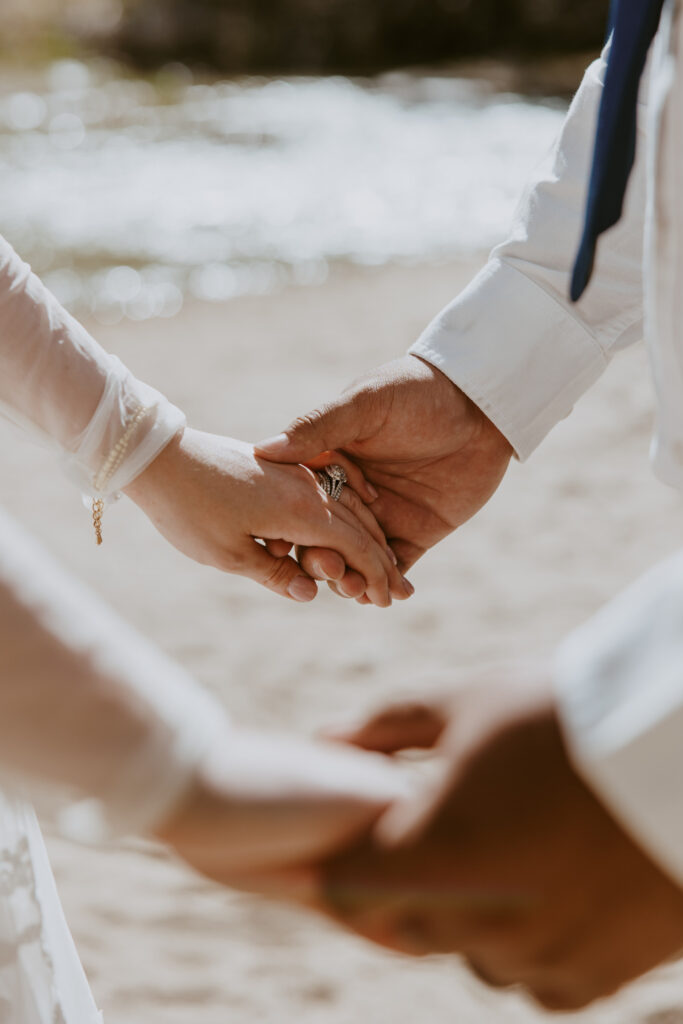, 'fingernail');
402,577,415,596
310,559,327,580
367,483,379,501
386,546,398,566
257,433,289,454
288,576,315,602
